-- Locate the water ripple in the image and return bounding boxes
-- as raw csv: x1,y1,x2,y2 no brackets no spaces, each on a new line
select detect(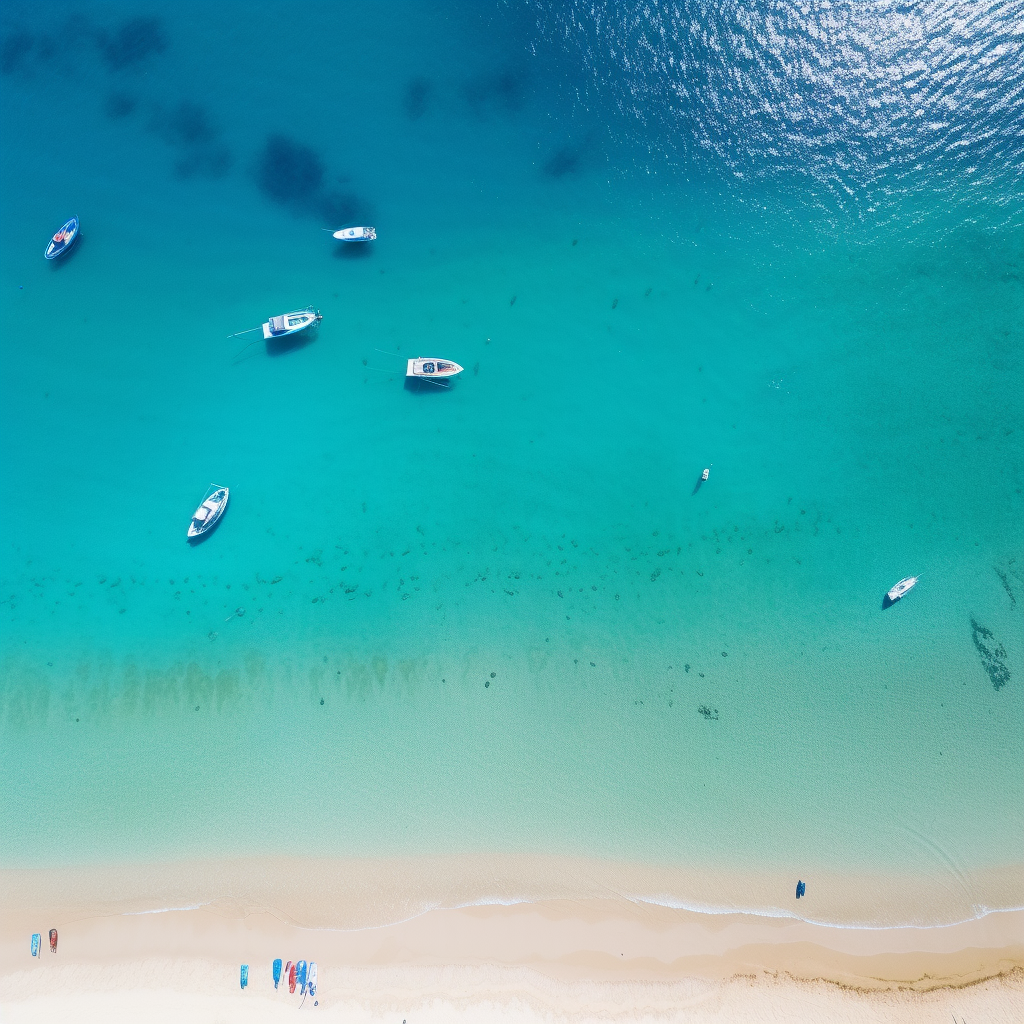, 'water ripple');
535,1,1024,223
